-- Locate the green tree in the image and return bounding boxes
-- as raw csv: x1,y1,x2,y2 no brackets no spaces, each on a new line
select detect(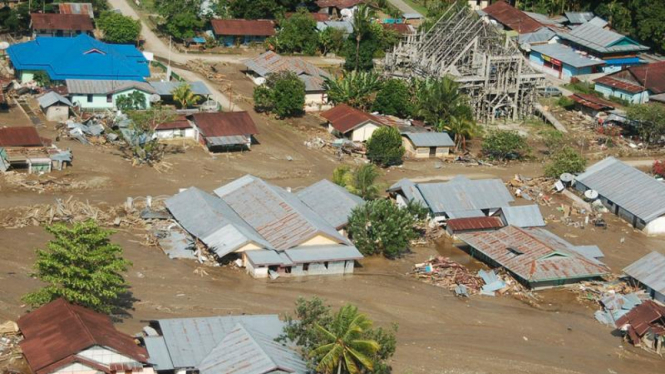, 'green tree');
98,11,141,44
414,77,473,130
319,26,346,56
481,130,531,161
443,116,480,152
347,199,420,258
366,126,405,167
230,0,280,19
253,85,274,112
544,146,587,178
631,0,665,54
350,4,374,71
627,104,665,145
275,8,318,55
23,221,132,315
311,305,380,374
115,91,148,111
332,164,382,200
324,70,382,111
33,71,51,87
372,79,412,118
155,0,205,40
253,71,305,118
171,83,201,109
124,108,175,165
